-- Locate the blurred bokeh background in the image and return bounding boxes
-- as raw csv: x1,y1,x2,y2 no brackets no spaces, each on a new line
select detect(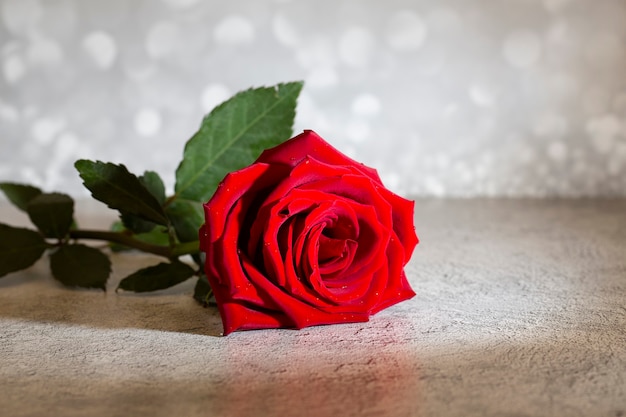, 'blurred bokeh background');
1,0,625,197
